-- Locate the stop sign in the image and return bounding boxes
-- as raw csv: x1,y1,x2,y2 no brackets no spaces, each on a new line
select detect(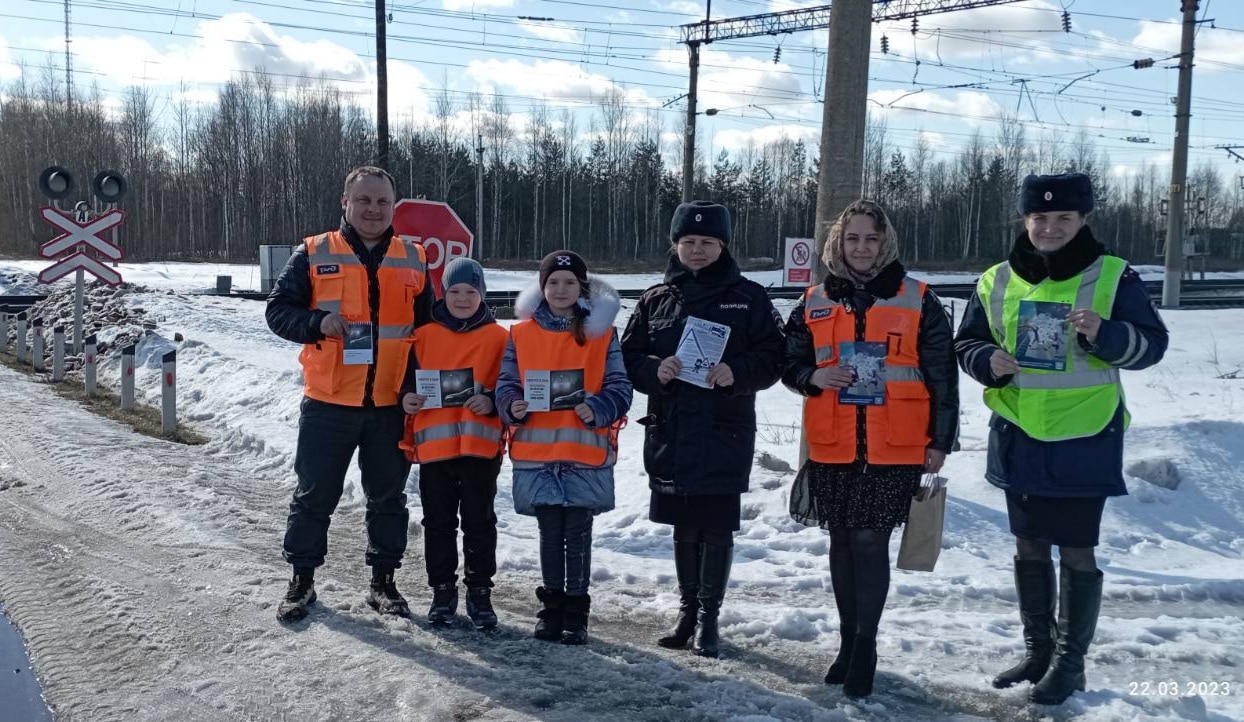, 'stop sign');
391,199,474,298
